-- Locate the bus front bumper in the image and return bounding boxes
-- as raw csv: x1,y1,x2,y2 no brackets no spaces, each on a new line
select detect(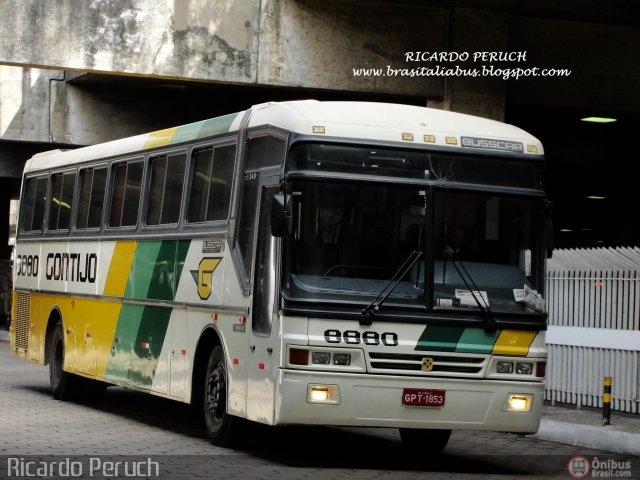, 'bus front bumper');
275,369,544,433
